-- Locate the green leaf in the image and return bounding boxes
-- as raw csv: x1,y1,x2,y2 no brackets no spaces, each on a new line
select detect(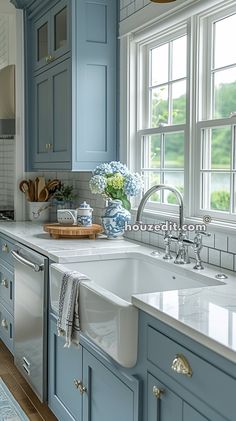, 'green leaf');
120,195,131,211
